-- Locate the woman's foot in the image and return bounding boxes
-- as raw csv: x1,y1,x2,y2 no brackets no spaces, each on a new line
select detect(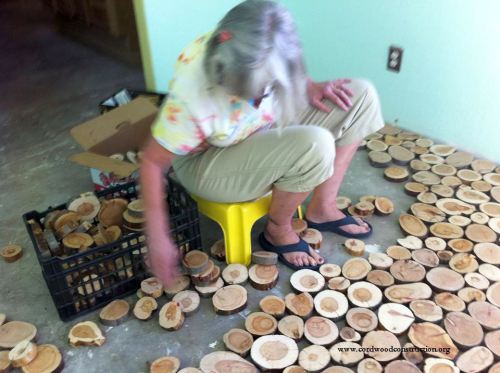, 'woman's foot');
306,205,370,235
264,220,324,267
